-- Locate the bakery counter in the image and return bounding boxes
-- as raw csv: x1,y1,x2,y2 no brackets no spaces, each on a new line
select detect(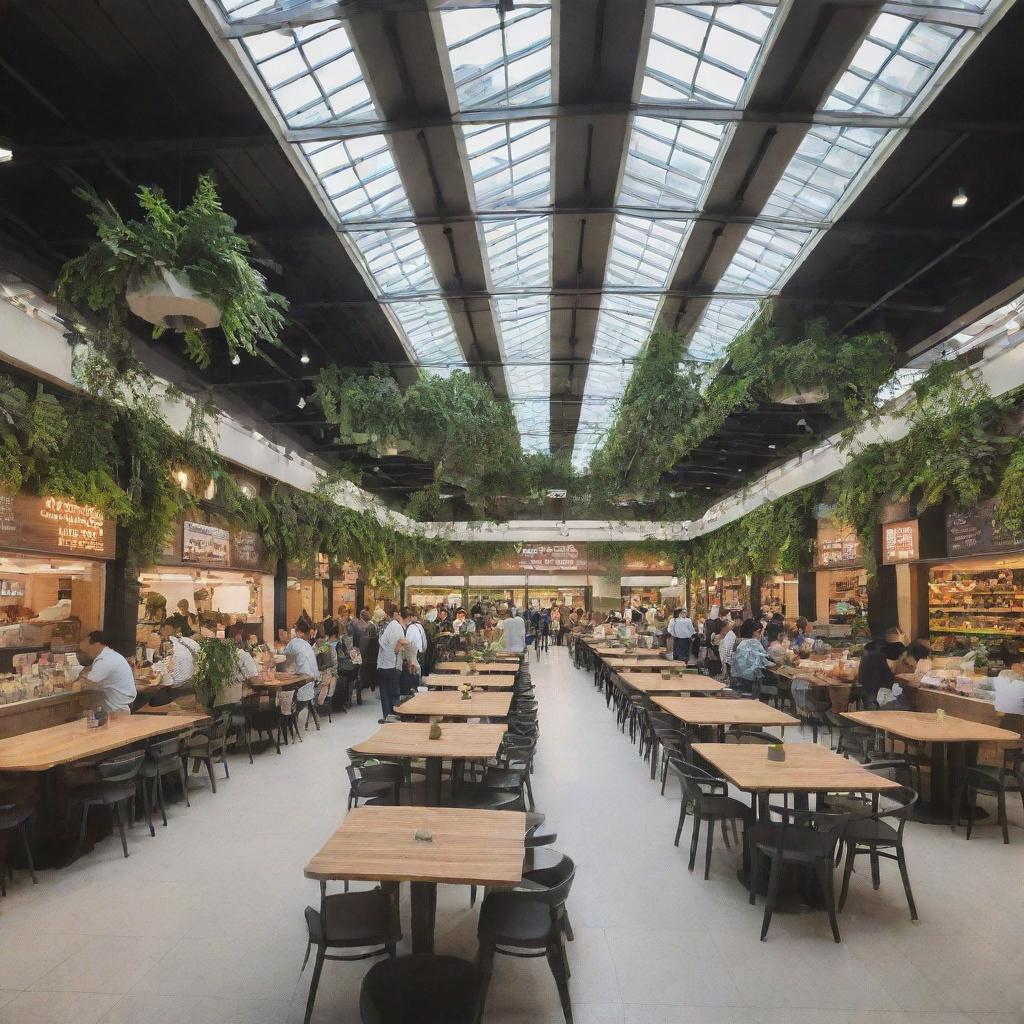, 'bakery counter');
0,690,90,739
